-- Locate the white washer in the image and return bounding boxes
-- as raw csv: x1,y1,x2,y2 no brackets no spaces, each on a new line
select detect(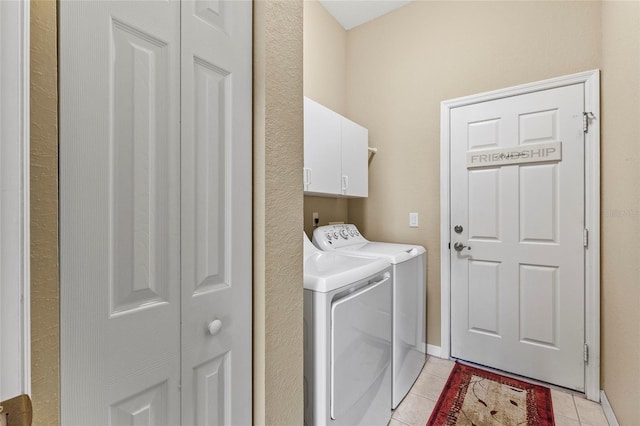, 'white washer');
303,234,392,426
313,224,427,409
